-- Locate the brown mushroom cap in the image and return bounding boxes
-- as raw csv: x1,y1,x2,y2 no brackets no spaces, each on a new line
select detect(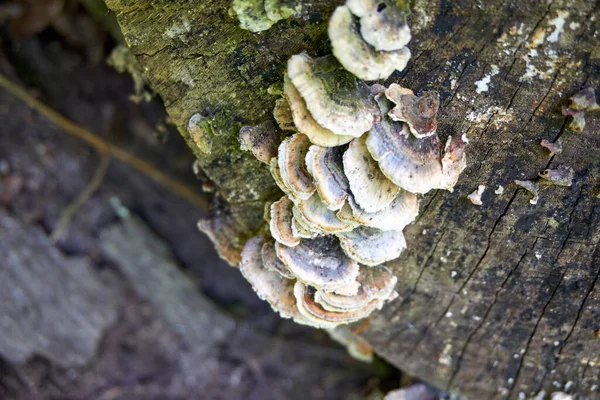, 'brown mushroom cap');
385,84,440,138
262,240,295,279
327,325,374,362
284,74,354,147
328,5,411,81
294,281,384,328
278,133,316,200
270,196,301,247
366,94,467,194
197,216,242,267
294,194,355,234
276,235,360,290
305,145,349,211
239,120,283,164
287,53,376,137
273,97,296,131
346,0,411,52
347,190,418,231
315,264,397,311
344,135,400,213
240,236,301,319
337,226,406,266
